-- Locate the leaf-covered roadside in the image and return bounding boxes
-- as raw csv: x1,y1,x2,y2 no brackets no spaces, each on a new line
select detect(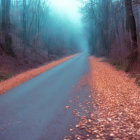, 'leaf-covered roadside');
65,56,140,140
87,56,140,139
